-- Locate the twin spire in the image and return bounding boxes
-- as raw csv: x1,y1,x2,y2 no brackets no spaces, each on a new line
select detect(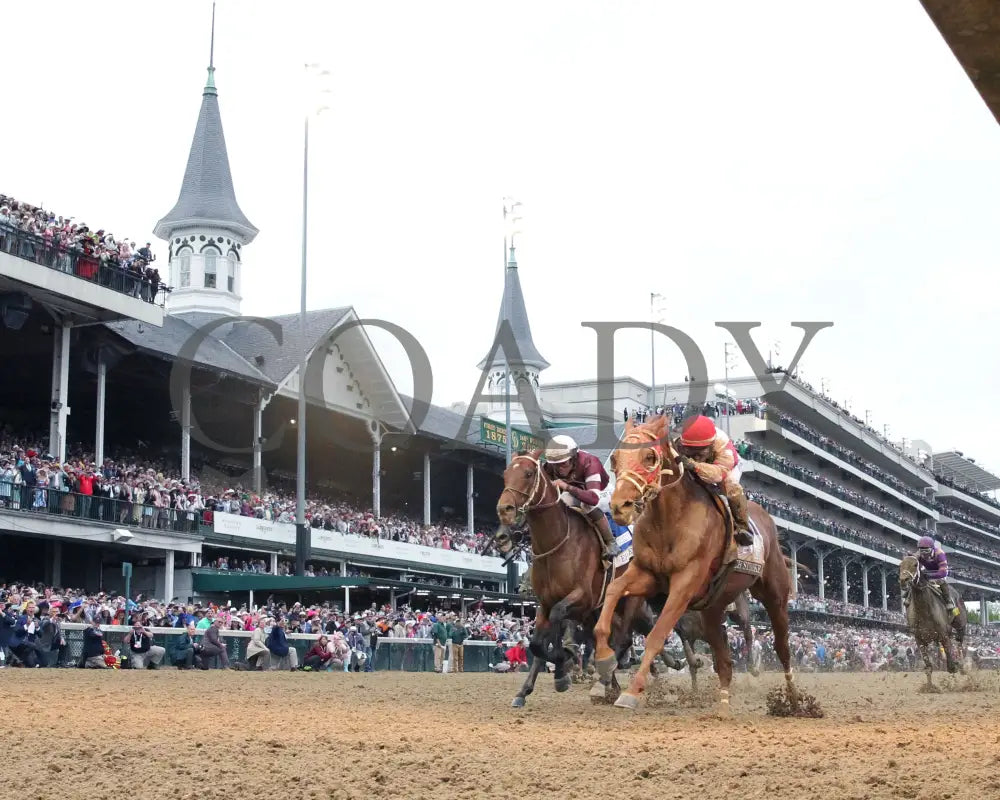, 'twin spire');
153,1,257,243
